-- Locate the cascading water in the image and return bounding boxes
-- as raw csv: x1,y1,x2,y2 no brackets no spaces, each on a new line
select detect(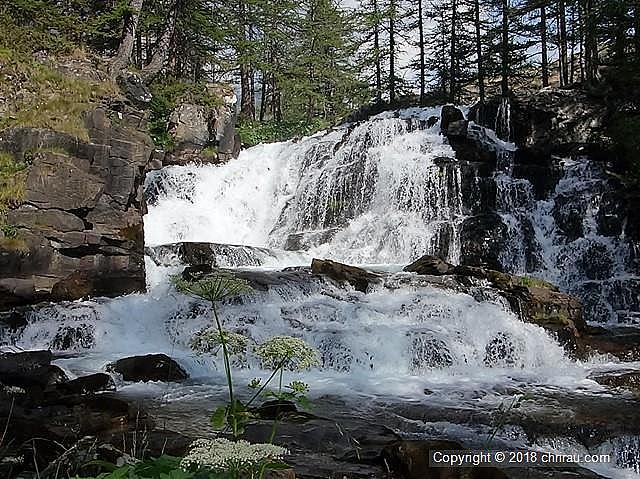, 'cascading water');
6,106,640,478
145,109,464,265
